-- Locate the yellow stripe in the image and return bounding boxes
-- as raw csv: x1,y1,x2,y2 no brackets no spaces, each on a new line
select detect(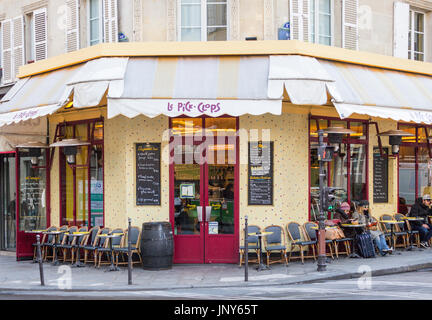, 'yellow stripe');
152,57,178,98
217,56,240,99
